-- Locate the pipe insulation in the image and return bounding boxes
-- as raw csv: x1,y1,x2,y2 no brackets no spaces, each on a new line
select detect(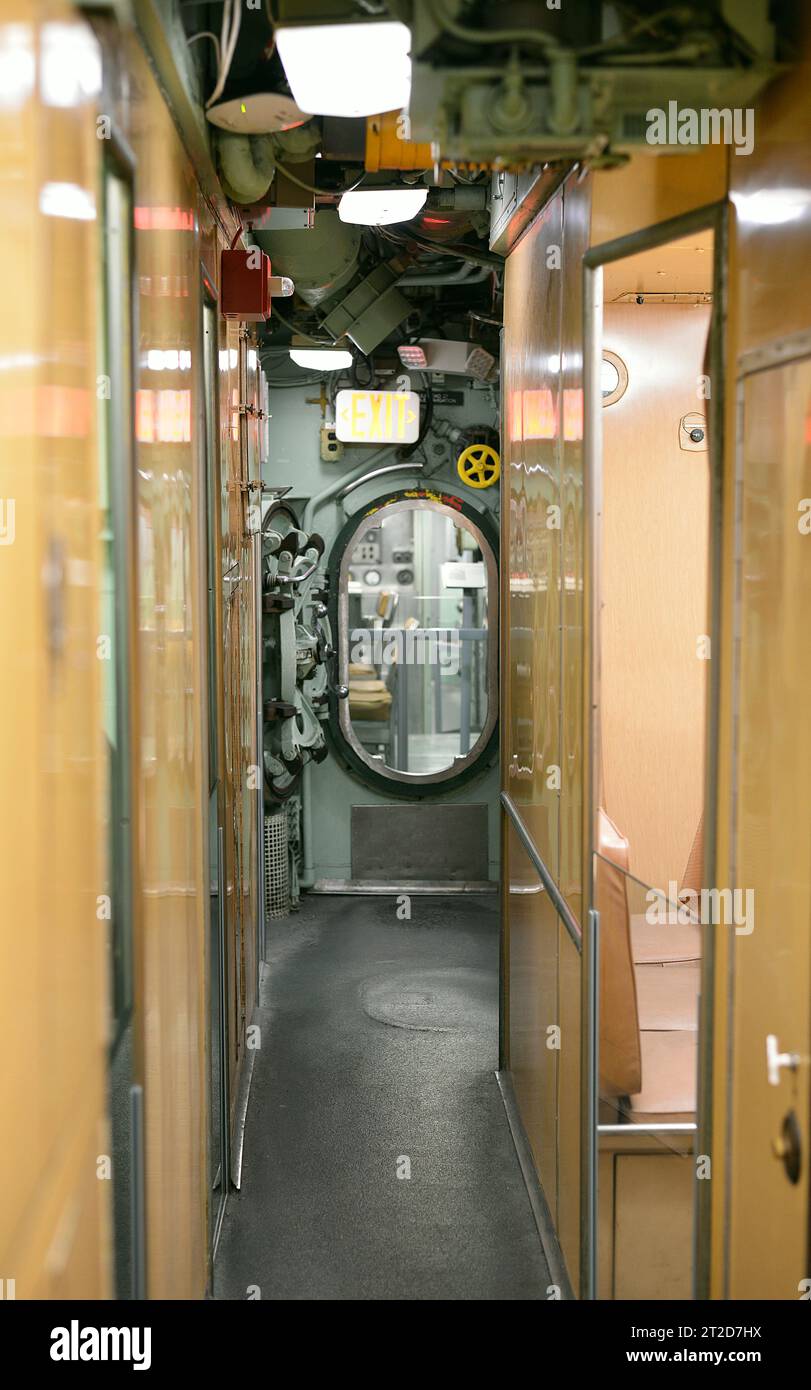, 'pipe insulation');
216,130,277,204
